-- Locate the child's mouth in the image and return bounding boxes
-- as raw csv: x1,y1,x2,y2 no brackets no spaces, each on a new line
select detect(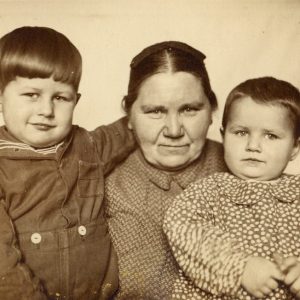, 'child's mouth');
242,158,265,166
31,123,55,130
